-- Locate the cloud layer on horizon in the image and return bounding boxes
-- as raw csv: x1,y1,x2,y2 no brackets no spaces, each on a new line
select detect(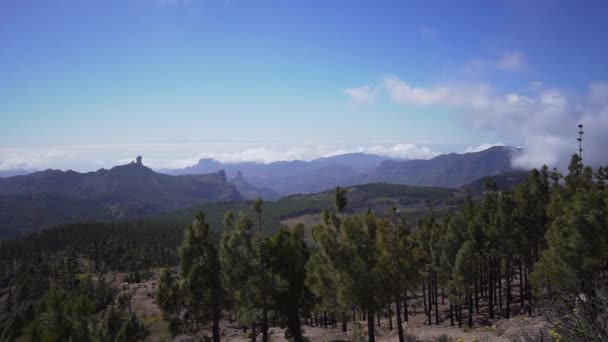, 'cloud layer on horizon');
0,142,443,172
345,74,608,170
